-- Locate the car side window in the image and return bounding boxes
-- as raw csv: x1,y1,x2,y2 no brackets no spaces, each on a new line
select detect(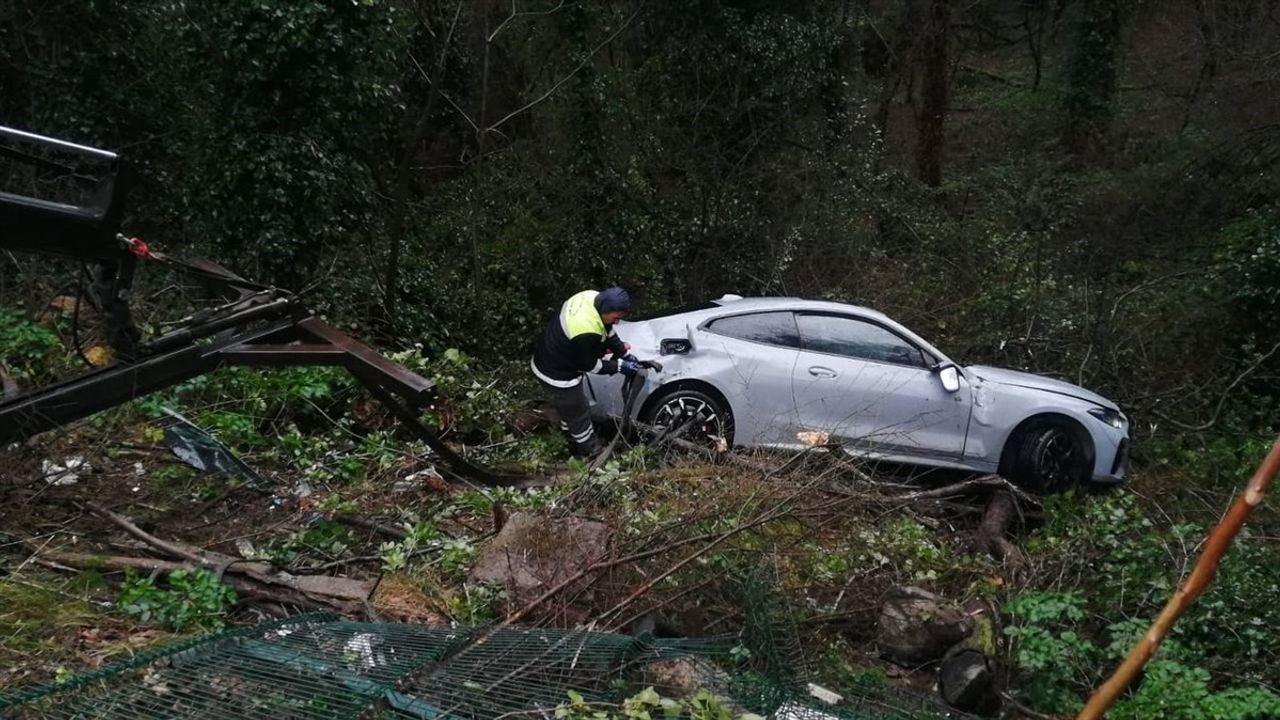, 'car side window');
796,314,928,367
706,312,800,348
